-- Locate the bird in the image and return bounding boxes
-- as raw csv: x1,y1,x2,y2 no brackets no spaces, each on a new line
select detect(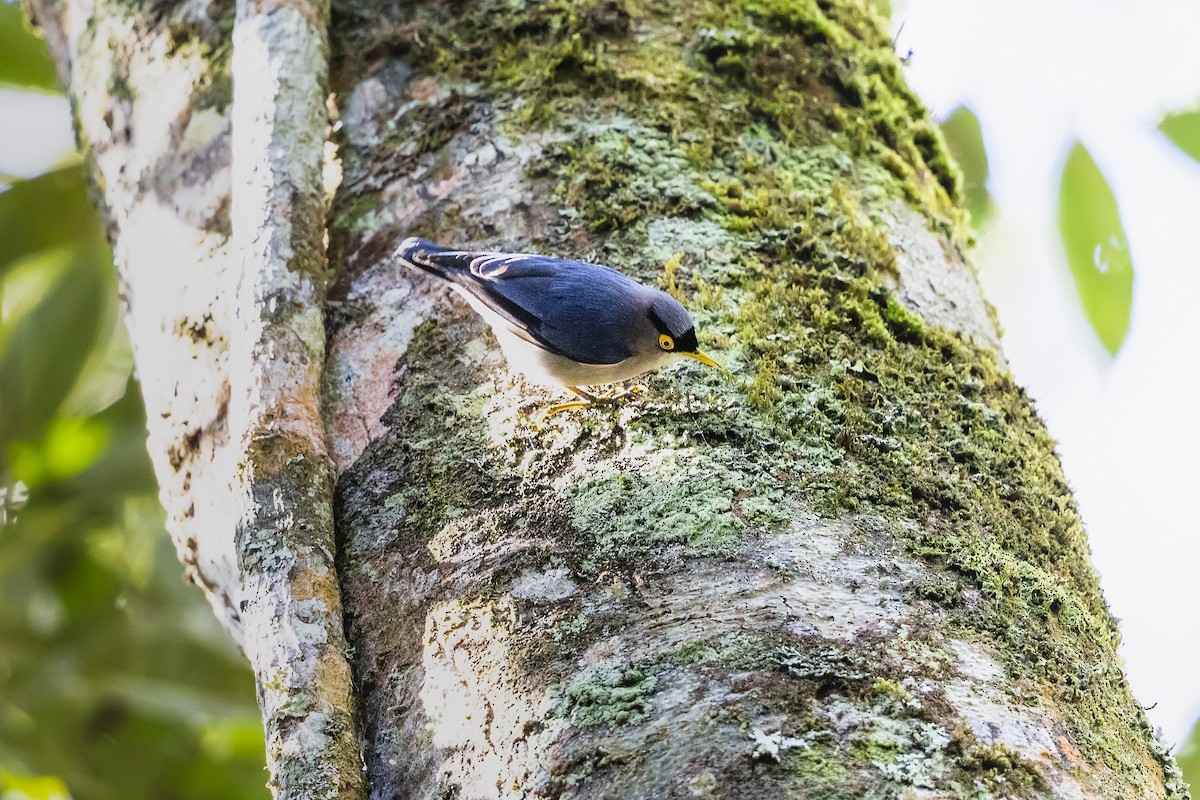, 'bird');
393,237,724,412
